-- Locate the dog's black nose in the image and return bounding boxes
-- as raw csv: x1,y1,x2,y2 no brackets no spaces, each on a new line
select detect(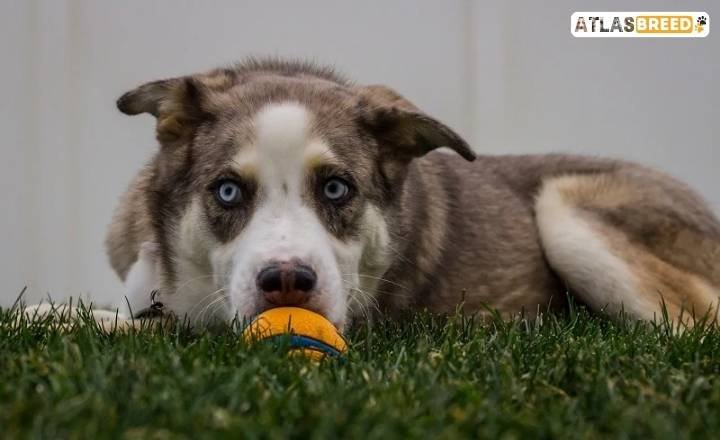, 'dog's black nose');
257,265,283,293
293,265,317,292
257,261,317,306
